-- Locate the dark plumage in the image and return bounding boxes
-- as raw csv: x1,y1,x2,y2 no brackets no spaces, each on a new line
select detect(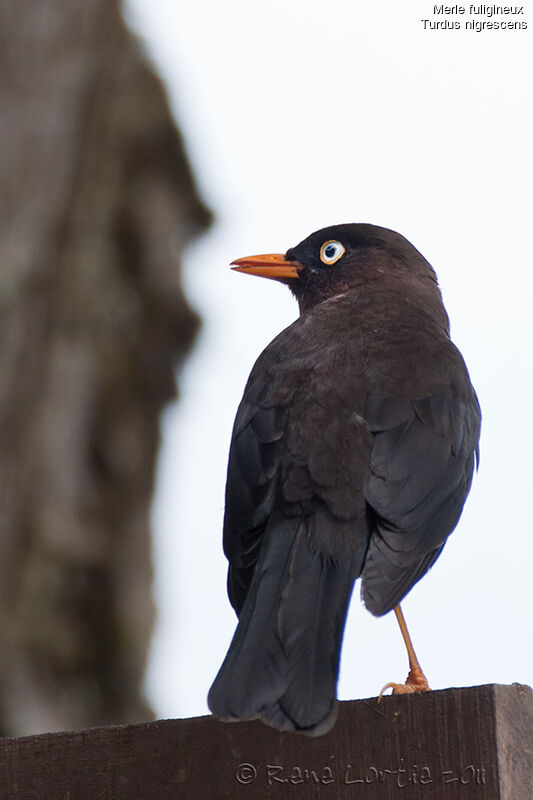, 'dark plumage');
208,223,481,736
